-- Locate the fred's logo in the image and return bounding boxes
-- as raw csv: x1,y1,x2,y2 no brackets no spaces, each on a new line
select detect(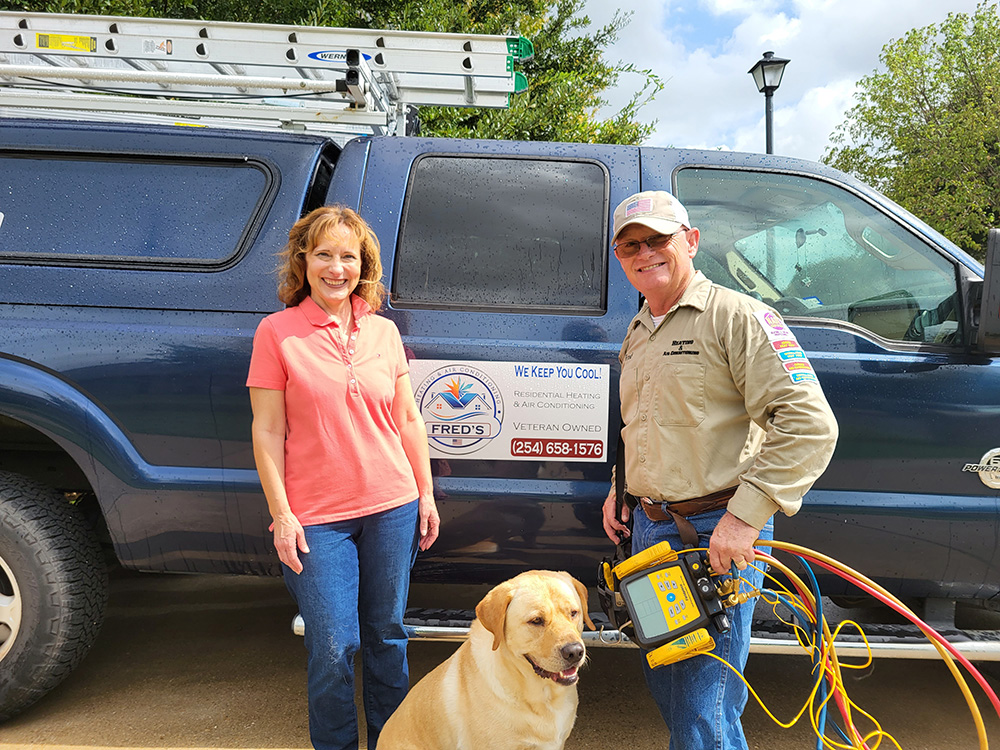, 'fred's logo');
414,365,503,456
